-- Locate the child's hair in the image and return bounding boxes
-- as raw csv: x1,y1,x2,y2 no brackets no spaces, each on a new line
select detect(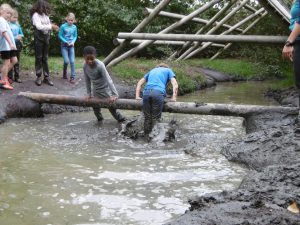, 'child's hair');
83,46,97,56
156,63,170,68
0,3,13,15
66,12,76,22
11,8,18,18
30,0,51,17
